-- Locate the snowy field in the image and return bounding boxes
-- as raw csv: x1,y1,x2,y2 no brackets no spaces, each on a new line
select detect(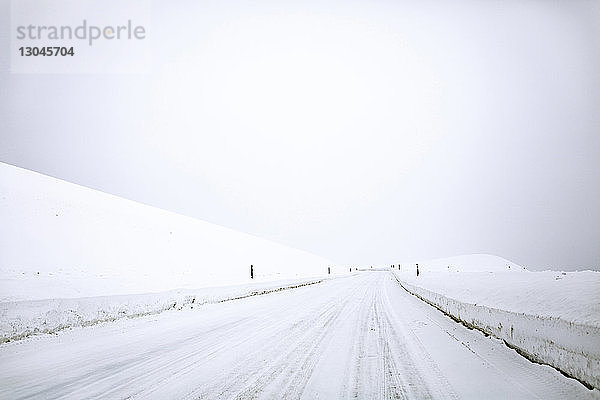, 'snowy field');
1,163,599,397
393,255,600,390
